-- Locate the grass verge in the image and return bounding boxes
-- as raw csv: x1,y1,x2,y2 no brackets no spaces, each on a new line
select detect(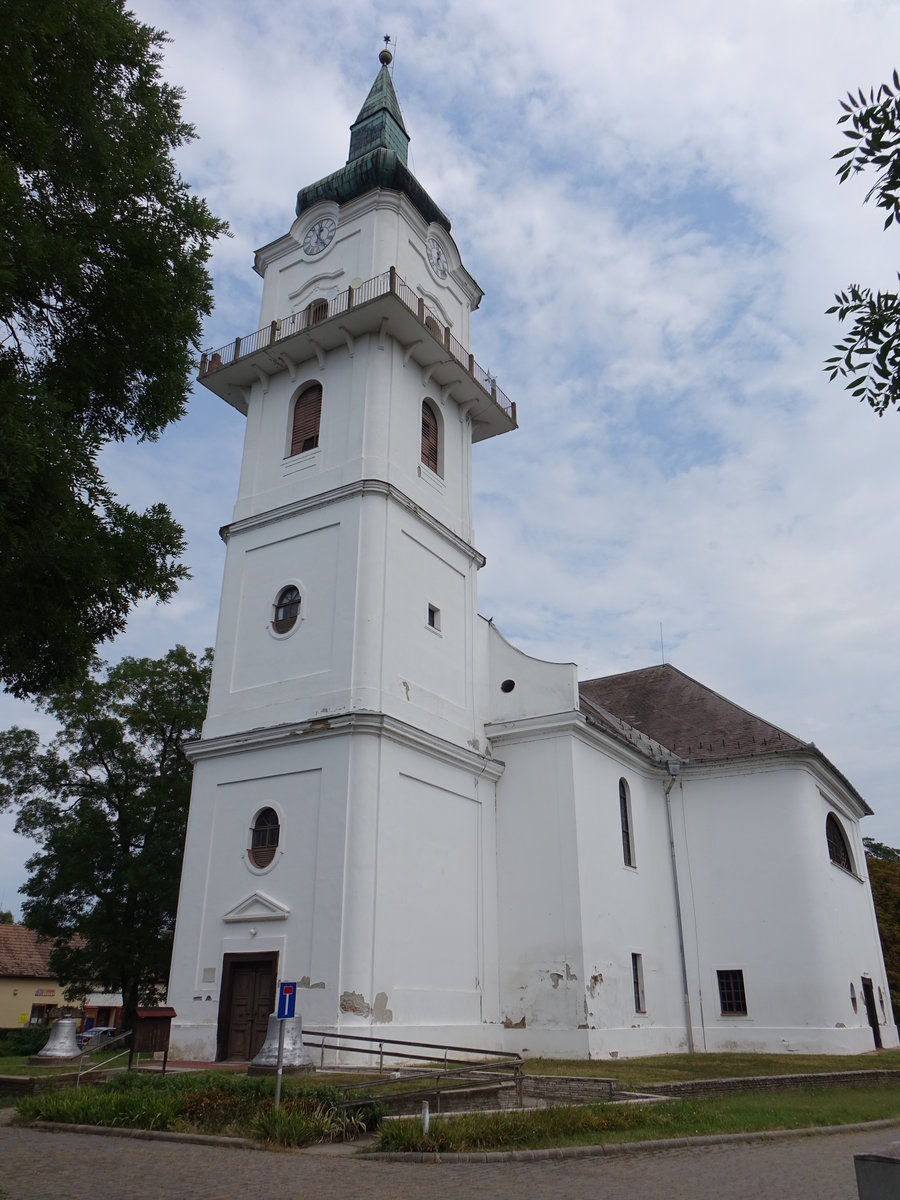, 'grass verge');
376,1084,900,1153
523,1050,900,1086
